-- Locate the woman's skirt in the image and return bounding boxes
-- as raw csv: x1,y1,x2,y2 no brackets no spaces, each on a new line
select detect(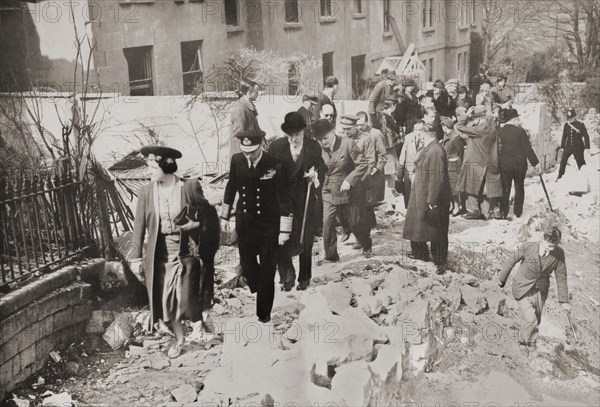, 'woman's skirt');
448,156,463,197
153,233,201,323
